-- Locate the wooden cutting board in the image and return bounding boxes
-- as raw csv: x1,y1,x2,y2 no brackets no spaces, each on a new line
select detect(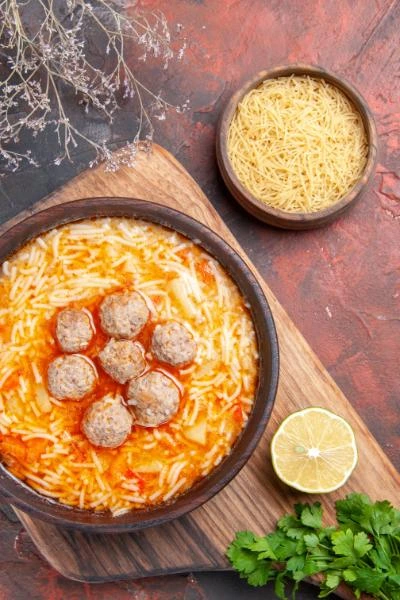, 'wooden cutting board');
1,145,399,594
